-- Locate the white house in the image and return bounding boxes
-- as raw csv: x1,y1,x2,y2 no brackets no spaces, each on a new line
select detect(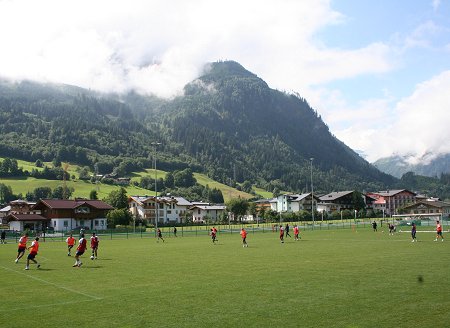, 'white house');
190,204,226,223
128,195,193,224
269,193,317,213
